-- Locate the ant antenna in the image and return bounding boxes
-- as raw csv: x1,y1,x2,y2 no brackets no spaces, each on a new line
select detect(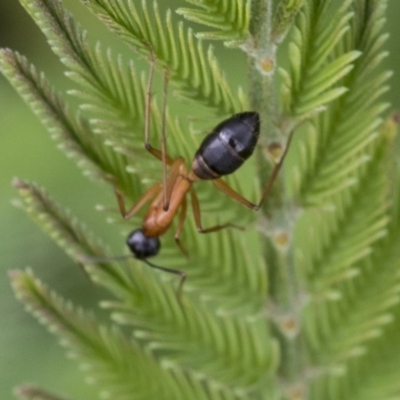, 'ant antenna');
79,254,186,307
78,254,134,264
142,258,186,308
